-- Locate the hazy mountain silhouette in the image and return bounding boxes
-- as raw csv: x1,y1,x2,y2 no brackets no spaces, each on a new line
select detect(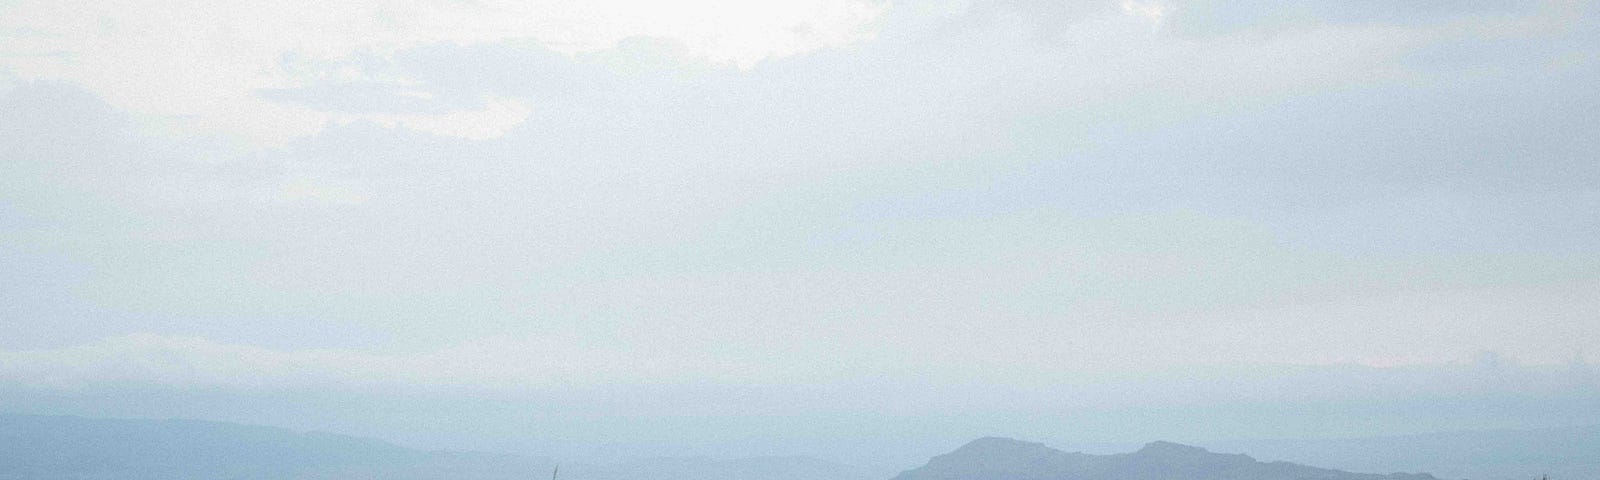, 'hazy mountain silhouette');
0,414,872,480
10,413,1593,480
893,437,1438,480
1208,425,1600,480
0,414,549,479
573,456,876,480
